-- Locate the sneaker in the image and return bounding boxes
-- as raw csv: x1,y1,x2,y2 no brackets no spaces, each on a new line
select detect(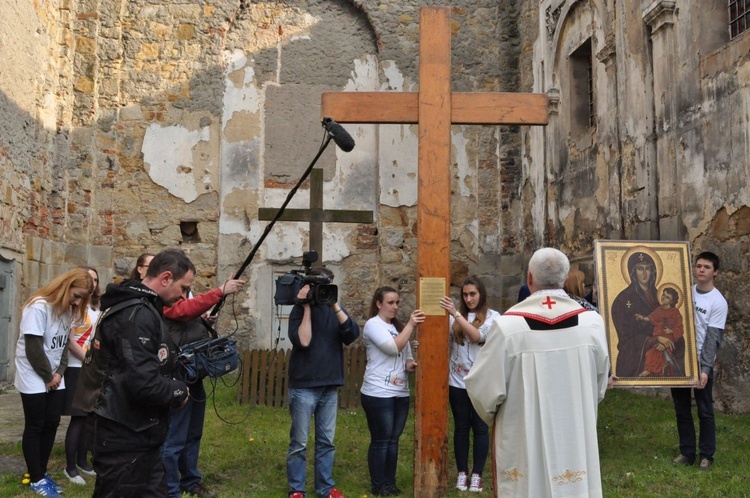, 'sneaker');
456,471,468,491
77,465,96,477
185,482,217,497
672,454,694,466
469,473,483,492
64,468,86,485
699,457,712,471
326,488,345,498
386,484,402,495
289,493,305,498
44,473,63,492
30,479,62,497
